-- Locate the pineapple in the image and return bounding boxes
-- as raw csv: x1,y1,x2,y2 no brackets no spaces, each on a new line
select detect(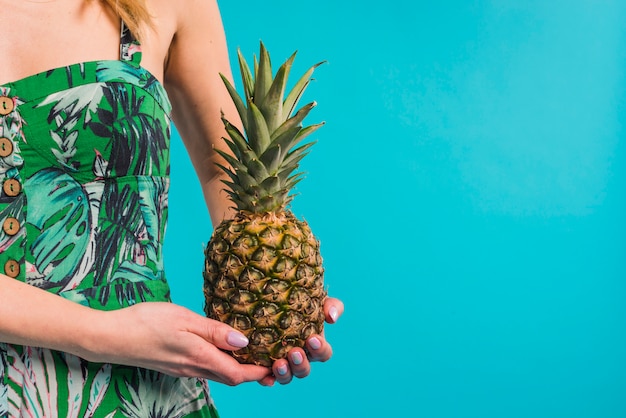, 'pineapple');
203,43,327,367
